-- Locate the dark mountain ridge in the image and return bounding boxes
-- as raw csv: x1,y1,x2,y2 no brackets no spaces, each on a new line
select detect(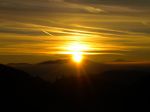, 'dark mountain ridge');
0,64,53,112
1,61,150,111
